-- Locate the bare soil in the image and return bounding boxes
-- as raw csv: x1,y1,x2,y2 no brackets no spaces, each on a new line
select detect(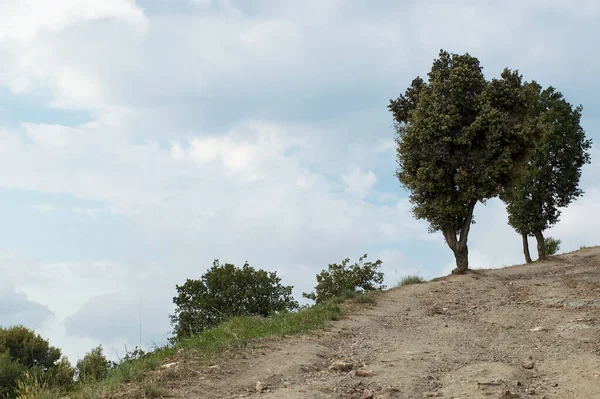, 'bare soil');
162,247,600,399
